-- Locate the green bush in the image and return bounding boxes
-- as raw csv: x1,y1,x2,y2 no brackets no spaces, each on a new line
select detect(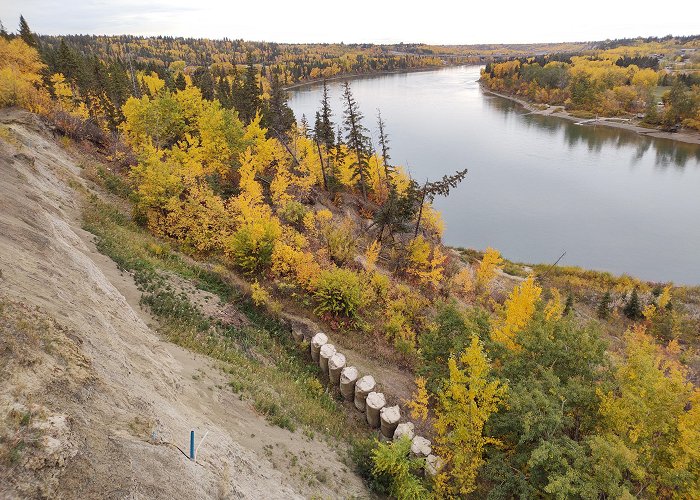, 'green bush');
371,436,430,500
226,224,277,276
418,302,490,393
278,200,307,227
314,268,363,318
